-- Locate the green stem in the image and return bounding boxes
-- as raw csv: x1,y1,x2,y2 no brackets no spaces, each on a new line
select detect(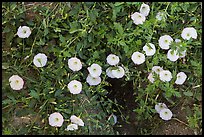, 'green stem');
172,117,189,127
